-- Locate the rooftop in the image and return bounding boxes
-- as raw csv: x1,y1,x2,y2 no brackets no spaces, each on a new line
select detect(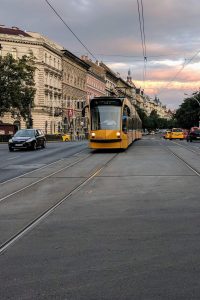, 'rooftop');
0,26,31,37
